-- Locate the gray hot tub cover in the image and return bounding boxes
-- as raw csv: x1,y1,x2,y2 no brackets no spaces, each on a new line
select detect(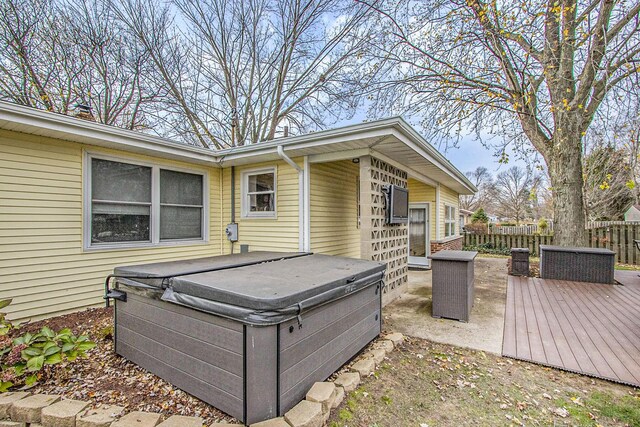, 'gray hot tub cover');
115,253,385,326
